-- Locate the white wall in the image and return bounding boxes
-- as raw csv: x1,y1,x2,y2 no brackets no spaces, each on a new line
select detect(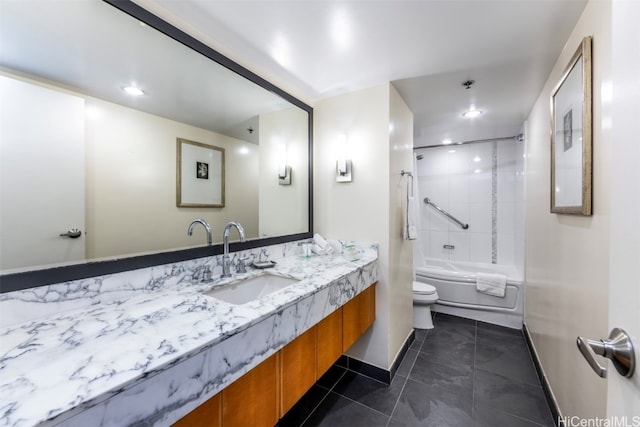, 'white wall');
86,97,259,259
314,83,413,370
415,139,524,268
386,84,415,365
524,0,611,419
258,106,309,238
